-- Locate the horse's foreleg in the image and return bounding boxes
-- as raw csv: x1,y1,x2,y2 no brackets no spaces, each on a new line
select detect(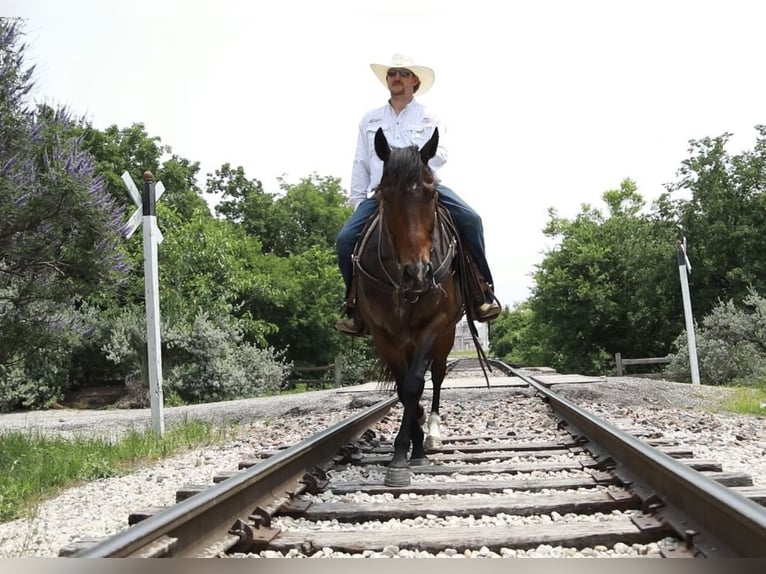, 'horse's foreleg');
409,414,428,465
387,398,420,487
424,374,443,449
386,347,431,487
406,349,433,466
425,342,450,451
